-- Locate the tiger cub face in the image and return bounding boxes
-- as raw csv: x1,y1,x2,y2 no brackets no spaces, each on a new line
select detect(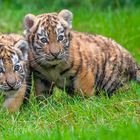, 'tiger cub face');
0,34,28,94
24,10,73,65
